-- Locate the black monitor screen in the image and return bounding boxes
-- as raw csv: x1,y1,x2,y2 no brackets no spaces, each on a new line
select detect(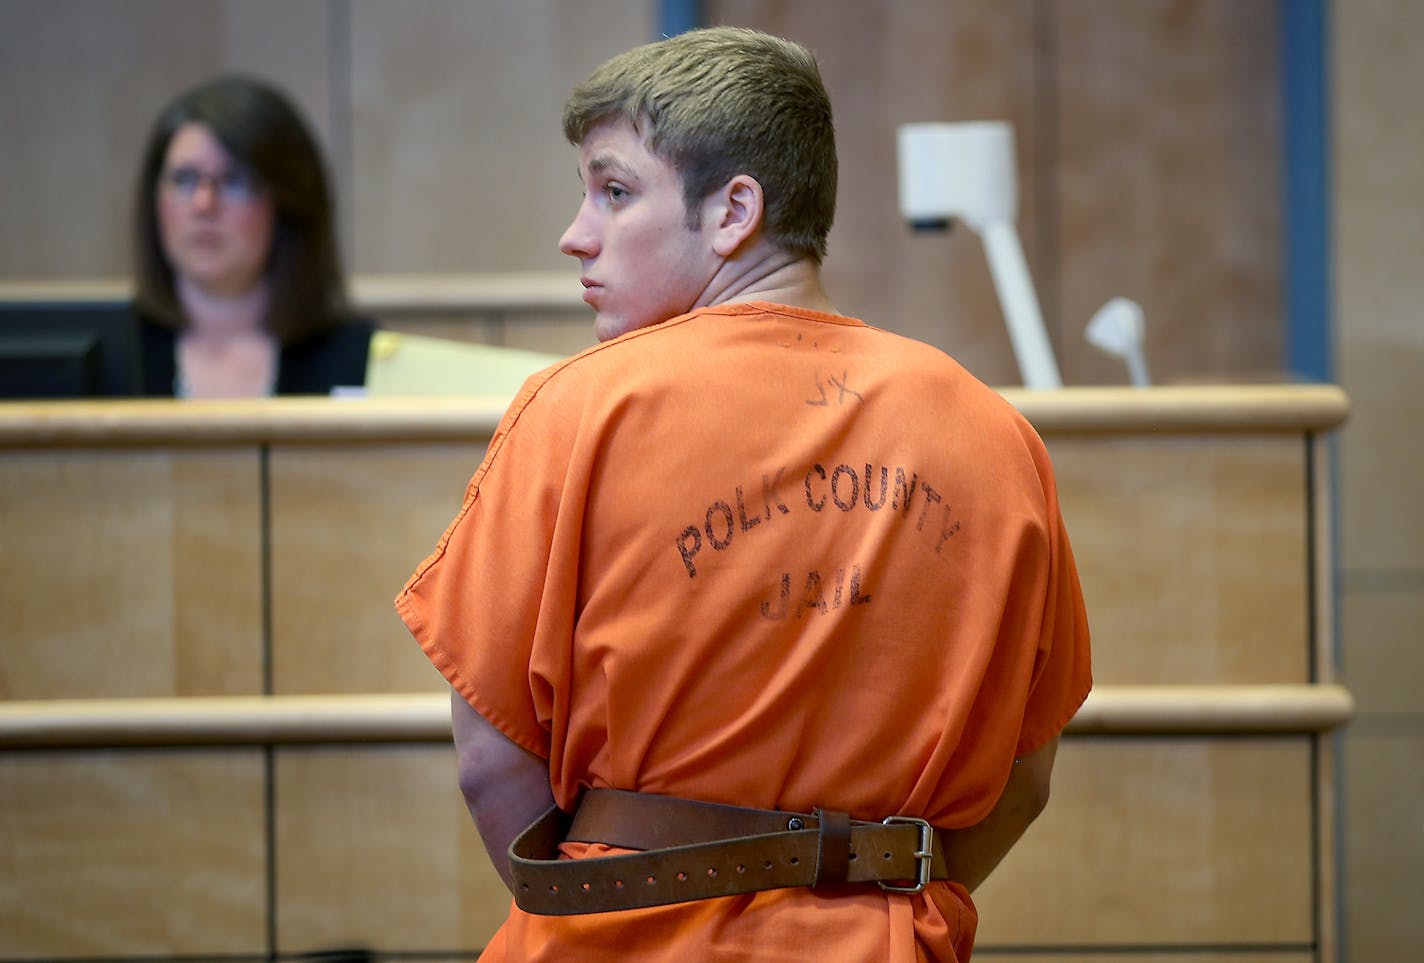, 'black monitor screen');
0,301,140,399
